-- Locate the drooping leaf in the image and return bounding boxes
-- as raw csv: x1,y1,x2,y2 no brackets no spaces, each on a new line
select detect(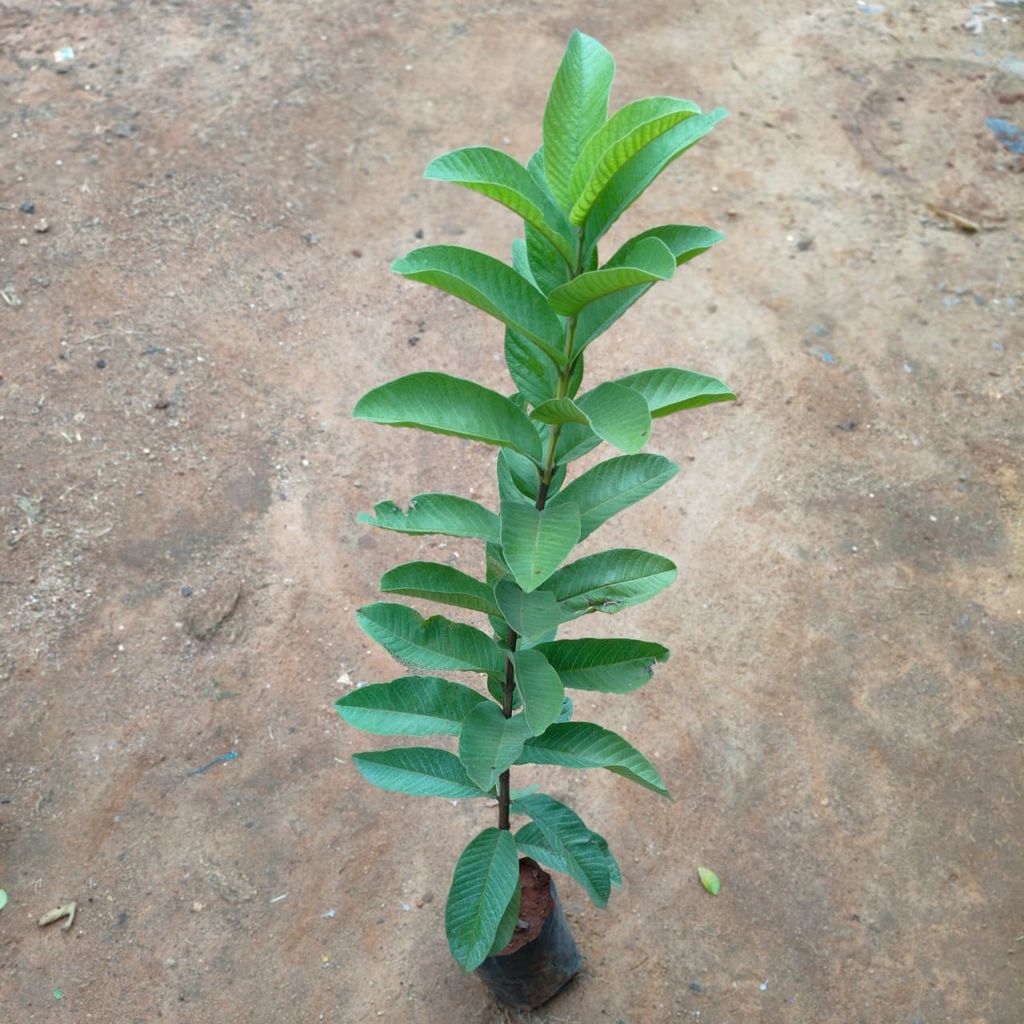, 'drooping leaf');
541,548,677,618
518,824,622,890
392,246,566,364
500,500,581,592
575,226,724,350
568,97,700,226
512,794,611,906
512,647,565,735
380,562,501,617
459,702,531,791
354,372,543,462
698,866,721,895
542,31,616,212
487,882,522,956
548,453,679,540
493,579,565,642
336,676,486,736
535,637,669,693
614,367,735,417
445,828,521,971
517,721,669,797
356,603,504,675
358,493,500,543
547,236,676,316
582,107,728,250
353,747,488,799
426,147,575,264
